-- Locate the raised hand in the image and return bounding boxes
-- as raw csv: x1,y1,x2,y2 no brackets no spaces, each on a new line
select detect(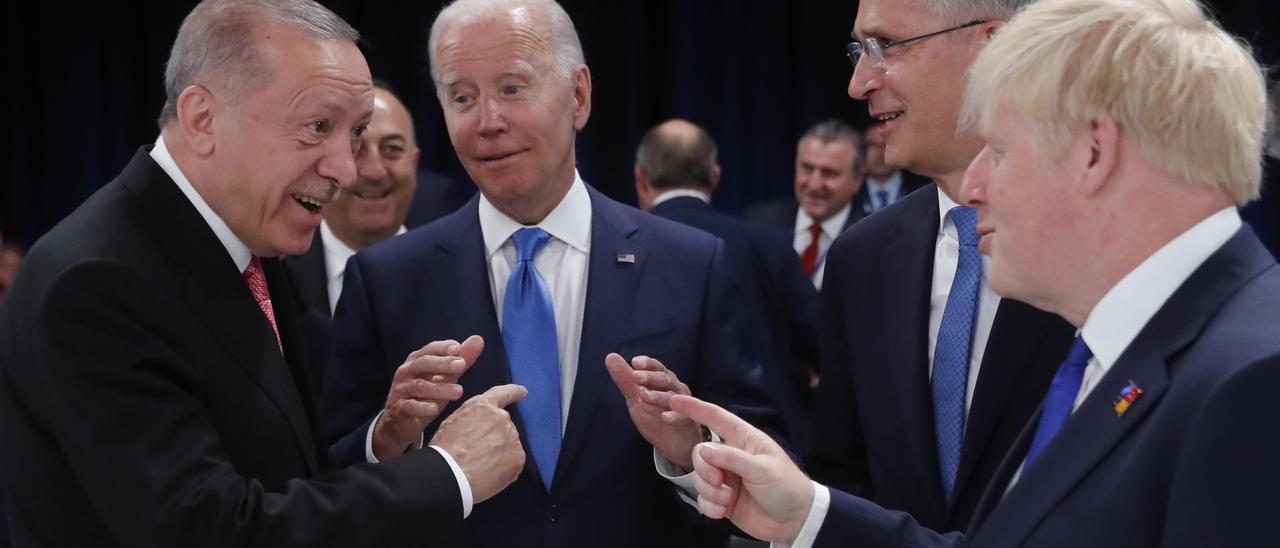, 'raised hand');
605,353,703,470
430,384,528,503
372,335,484,461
